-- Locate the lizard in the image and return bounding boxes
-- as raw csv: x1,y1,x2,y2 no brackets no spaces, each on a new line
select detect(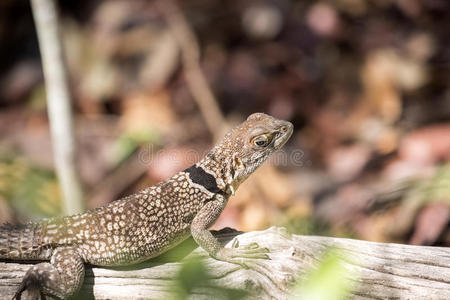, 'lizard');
0,112,293,299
